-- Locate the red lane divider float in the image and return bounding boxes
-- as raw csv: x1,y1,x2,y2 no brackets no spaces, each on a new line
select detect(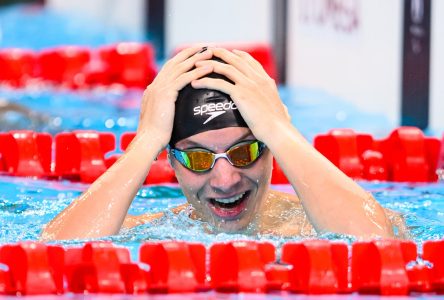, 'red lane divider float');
0,126,443,183
0,243,64,295
0,43,157,89
281,240,349,294
351,240,417,295
1,42,276,88
0,131,52,177
0,48,36,87
437,134,444,180
271,158,288,184
314,126,442,182
1,239,444,295
65,242,149,294
97,42,157,88
377,127,441,182
38,46,91,88
54,131,116,183
209,241,275,293
423,240,444,292
314,129,371,179
140,241,207,293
